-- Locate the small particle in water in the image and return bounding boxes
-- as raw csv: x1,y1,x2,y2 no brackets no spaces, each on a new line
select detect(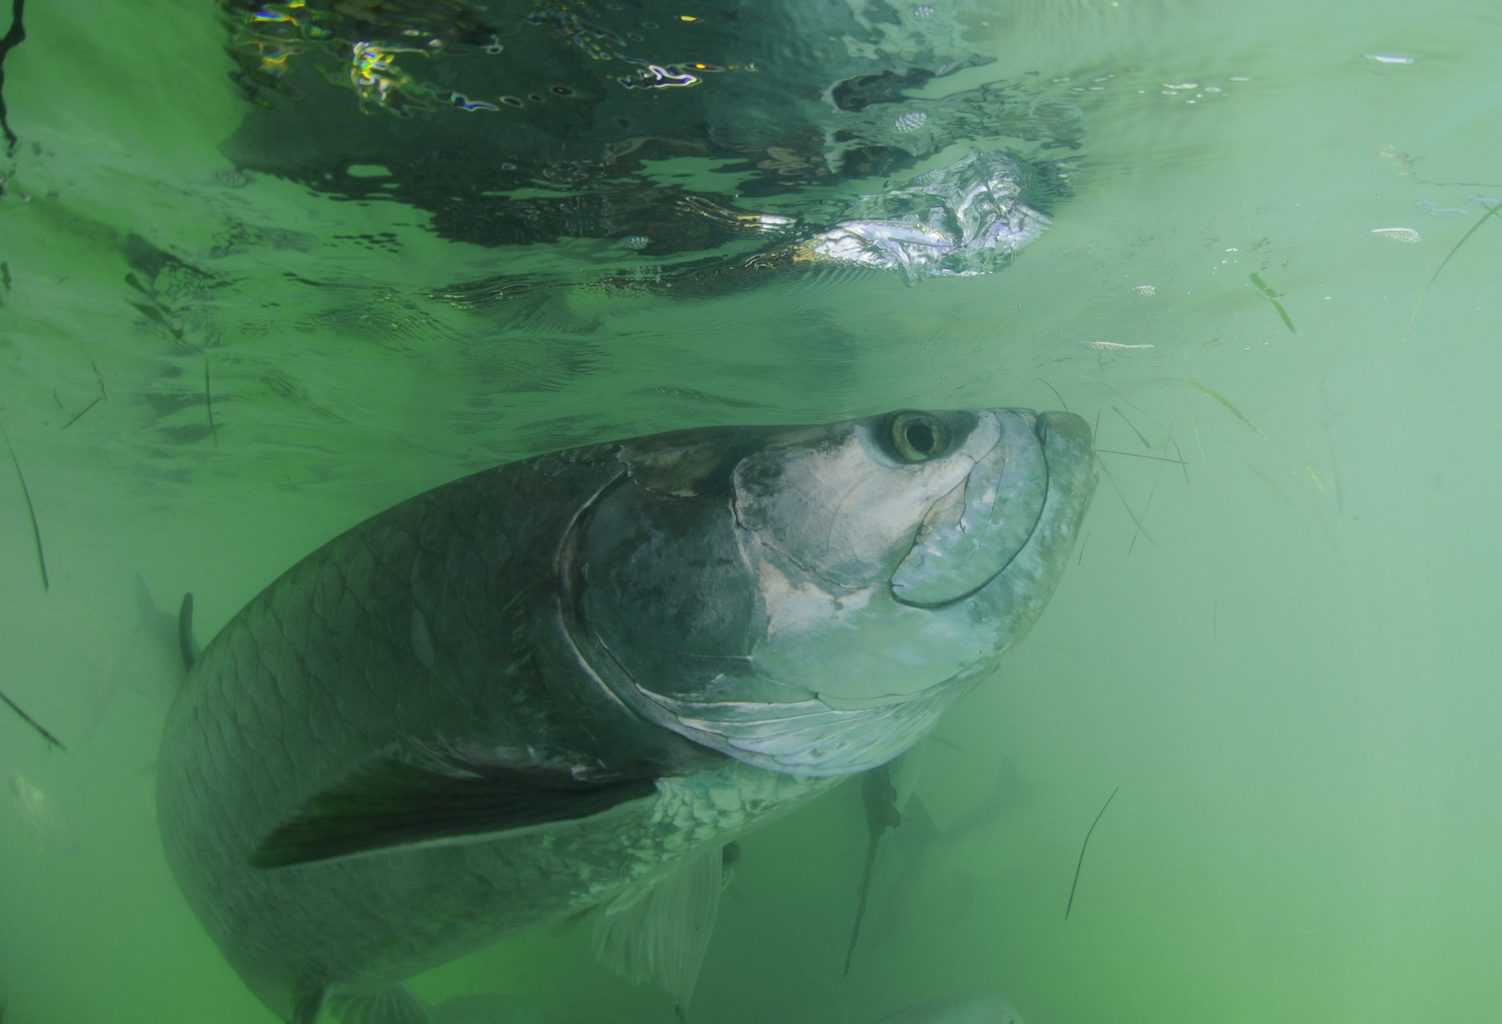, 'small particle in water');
1087,341,1155,351
1365,53,1415,65
913,4,935,17
620,235,650,251
893,110,927,133
484,35,504,55
1133,284,1157,296
1371,226,1421,243
1229,75,1252,82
